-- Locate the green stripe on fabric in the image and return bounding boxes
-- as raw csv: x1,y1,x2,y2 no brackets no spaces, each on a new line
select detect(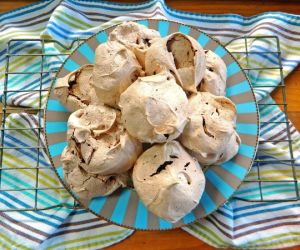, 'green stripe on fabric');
5,121,36,142
0,231,32,250
54,10,93,29
0,55,39,81
190,222,230,246
227,36,300,55
47,230,130,250
1,64,41,89
0,28,43,43
1,173,60,207
244,232,300,248
27,94,48,108
247,169,300,178
3,158,61,188
186,224,228,247
0,243,10,250
1,164,67,203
